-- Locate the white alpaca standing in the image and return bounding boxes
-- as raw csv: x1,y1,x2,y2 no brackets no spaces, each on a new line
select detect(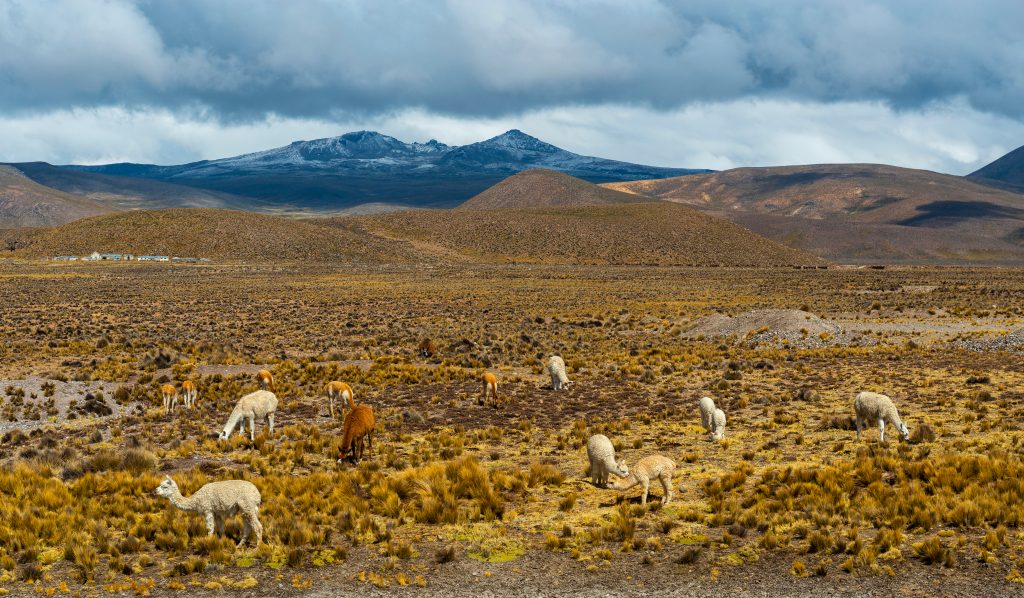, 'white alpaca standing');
219,390,278,441
698,396,716,435
154,476,263,546
586,434,628,487
854,391,910,442
611,455,677,505
548,355,572,390
710,408,727,441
